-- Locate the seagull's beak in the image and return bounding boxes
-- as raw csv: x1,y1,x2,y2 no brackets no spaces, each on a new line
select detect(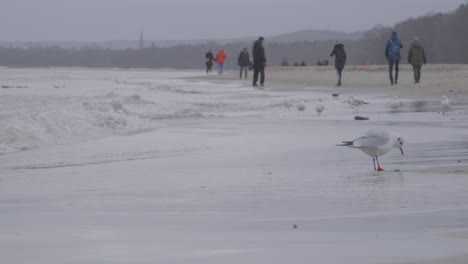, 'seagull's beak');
400,147,404,156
